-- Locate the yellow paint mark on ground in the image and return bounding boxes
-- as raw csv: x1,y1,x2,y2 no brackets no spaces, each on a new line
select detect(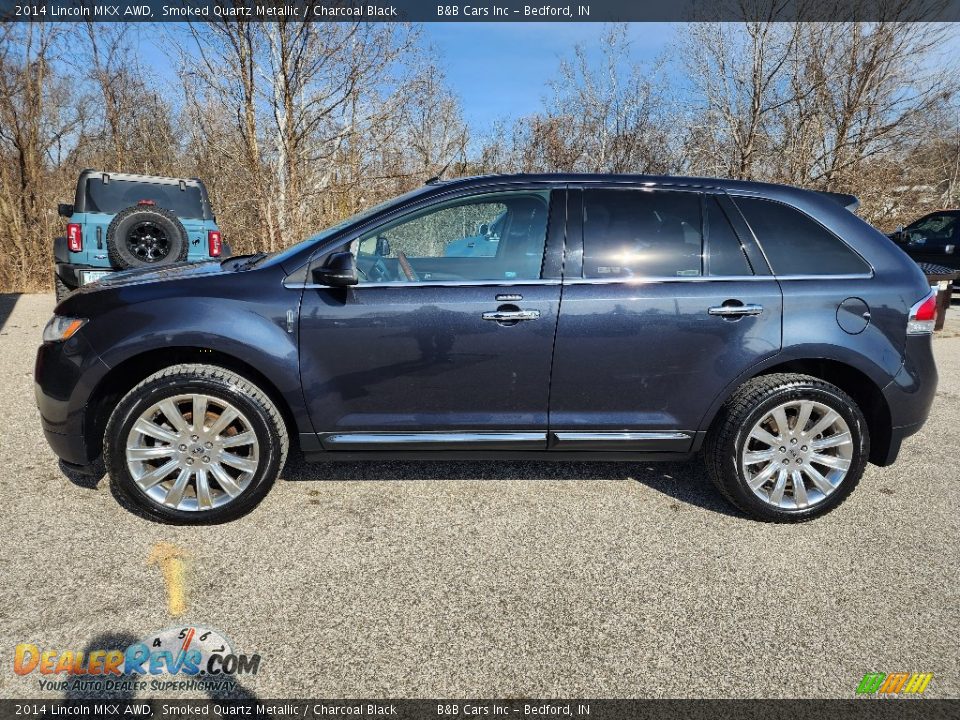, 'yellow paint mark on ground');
147,542,188,616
